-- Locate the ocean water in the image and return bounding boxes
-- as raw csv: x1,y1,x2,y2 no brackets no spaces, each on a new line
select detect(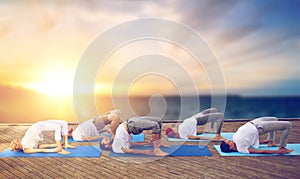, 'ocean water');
107,95,300,120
